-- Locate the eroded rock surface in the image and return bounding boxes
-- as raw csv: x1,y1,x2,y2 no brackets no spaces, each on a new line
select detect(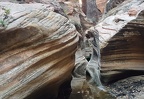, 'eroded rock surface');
101,10,144,83
101,28,144,83
0,2,78,99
